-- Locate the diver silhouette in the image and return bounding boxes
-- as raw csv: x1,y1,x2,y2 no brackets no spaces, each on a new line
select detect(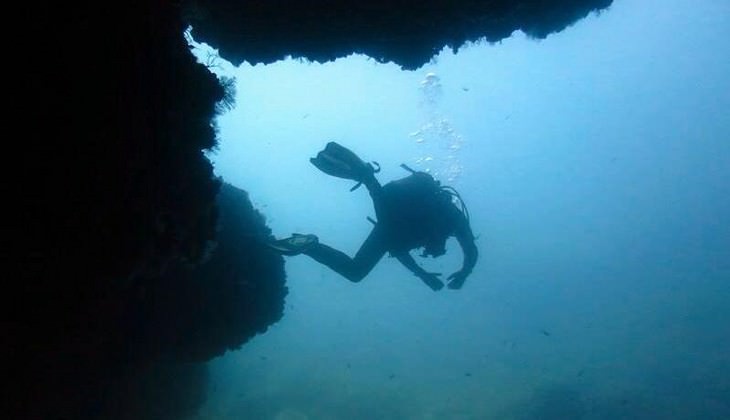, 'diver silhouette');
268,142,478,291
